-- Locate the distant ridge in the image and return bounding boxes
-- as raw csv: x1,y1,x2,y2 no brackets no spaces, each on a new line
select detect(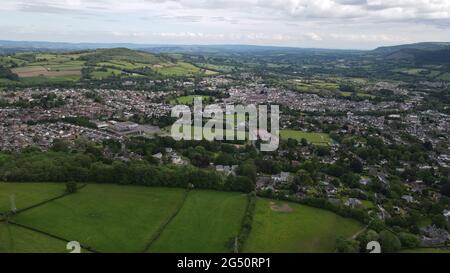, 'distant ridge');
374,42,450,54
0,40,359,54
373,42,450,65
